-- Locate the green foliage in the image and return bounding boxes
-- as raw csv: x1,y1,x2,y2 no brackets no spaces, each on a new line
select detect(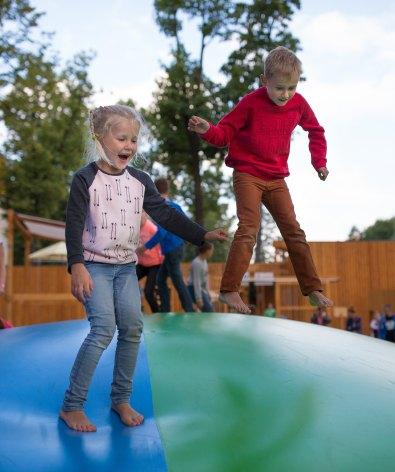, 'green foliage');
0,50,94,220
220,0,301,105
348,218,395,241
363,217,395,241
0,0,45,88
